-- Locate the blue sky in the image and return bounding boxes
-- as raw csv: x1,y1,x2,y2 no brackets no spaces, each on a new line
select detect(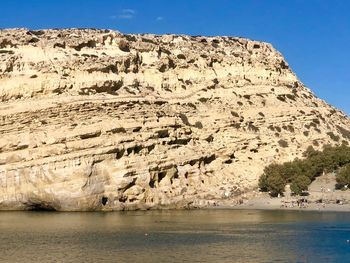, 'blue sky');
1,0,349,114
